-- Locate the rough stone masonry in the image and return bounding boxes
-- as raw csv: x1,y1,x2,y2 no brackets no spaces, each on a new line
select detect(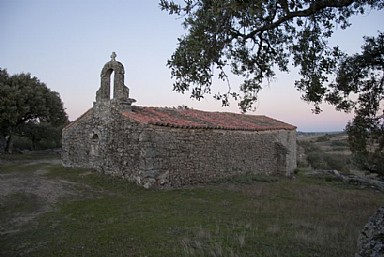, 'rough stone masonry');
62,53,297,188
